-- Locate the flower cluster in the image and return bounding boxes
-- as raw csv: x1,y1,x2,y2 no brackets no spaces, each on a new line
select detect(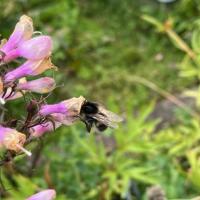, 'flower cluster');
0,15,122,199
